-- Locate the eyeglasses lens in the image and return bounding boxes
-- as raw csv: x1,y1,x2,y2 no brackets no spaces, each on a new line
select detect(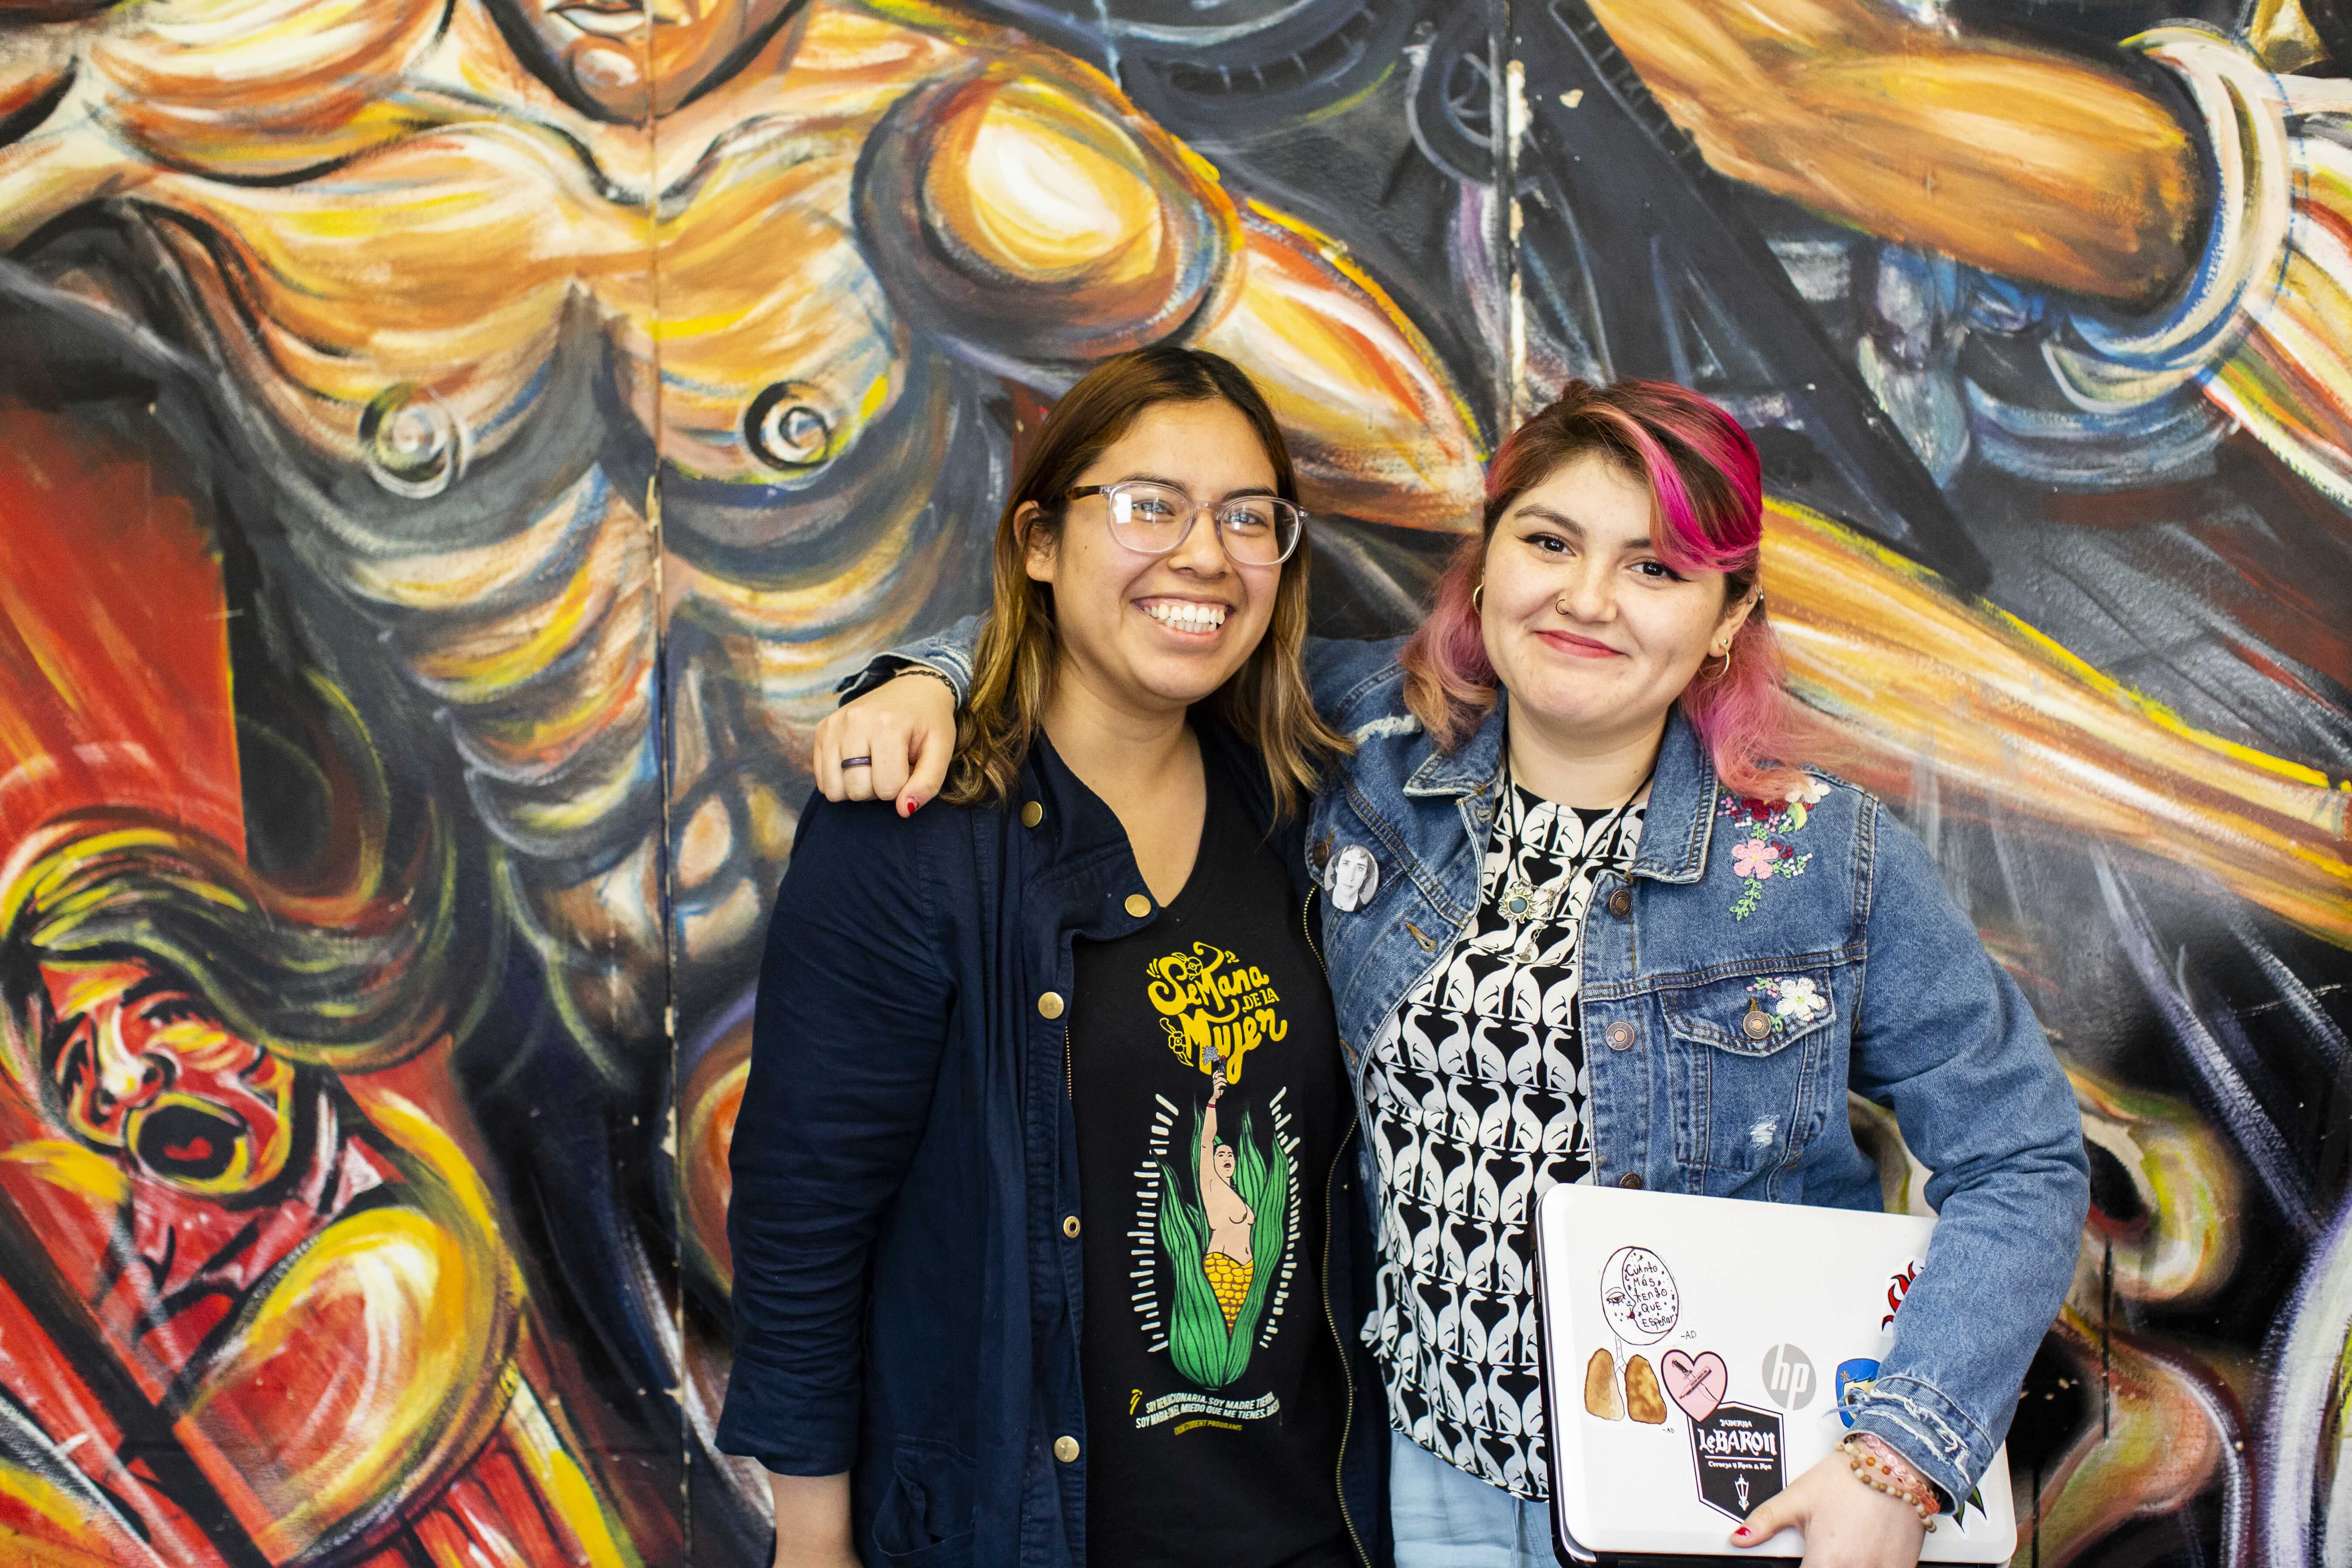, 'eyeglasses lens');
1106,483,1297,564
